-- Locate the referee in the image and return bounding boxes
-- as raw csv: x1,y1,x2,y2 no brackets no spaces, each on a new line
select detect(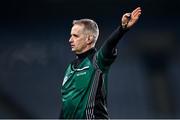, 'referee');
60,7,142,119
